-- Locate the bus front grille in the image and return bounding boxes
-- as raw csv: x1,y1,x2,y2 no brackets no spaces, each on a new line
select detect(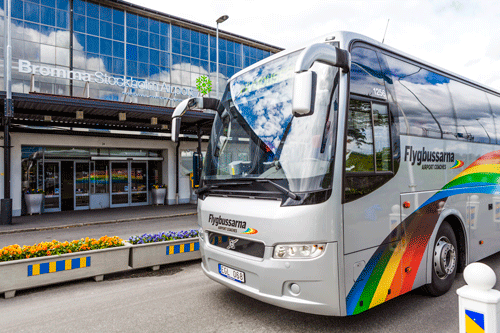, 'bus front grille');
208,232,265,258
